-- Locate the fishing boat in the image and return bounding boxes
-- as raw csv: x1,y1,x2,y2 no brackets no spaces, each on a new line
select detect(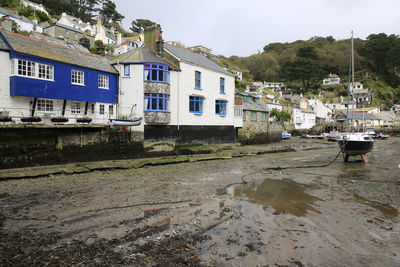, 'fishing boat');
338,32,374,163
